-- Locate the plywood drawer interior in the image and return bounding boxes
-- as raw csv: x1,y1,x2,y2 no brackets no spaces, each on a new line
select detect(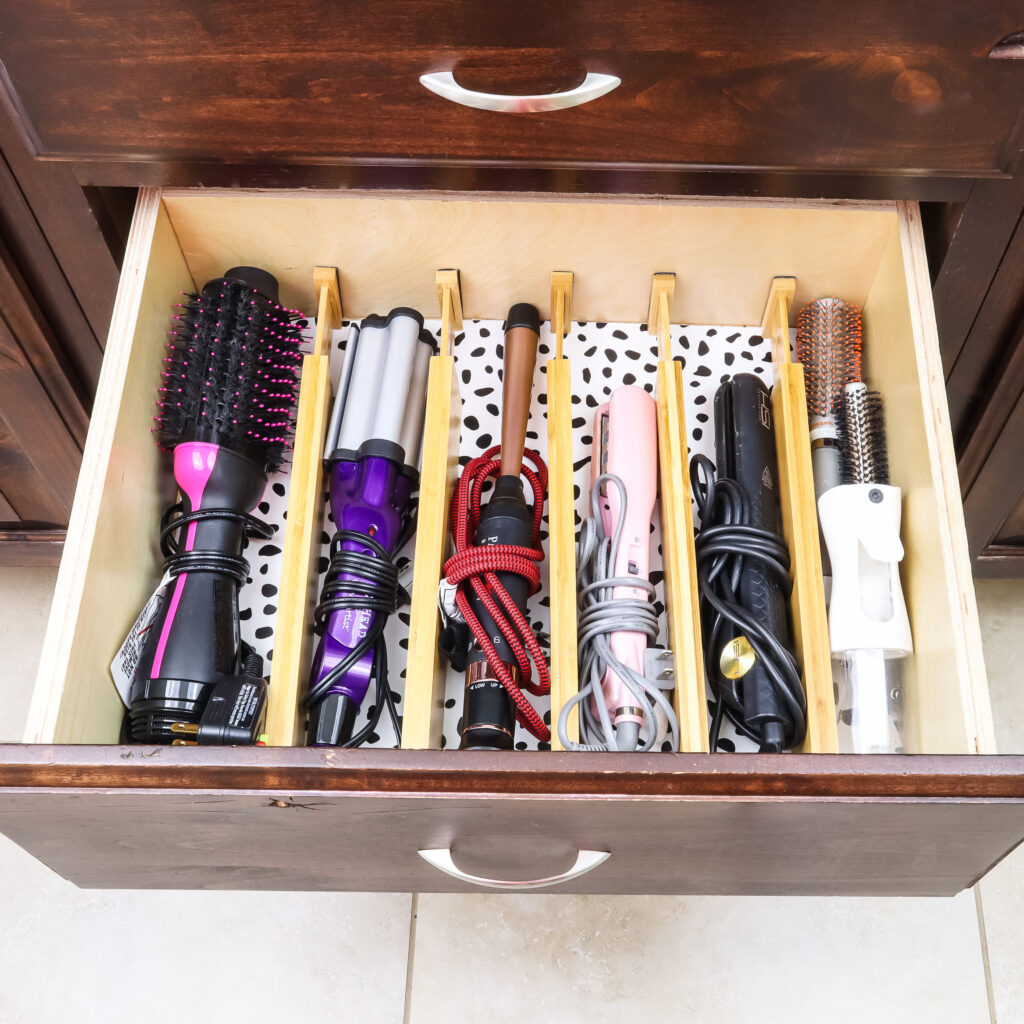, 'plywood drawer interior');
3,187,1014,897
26,188,992,758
